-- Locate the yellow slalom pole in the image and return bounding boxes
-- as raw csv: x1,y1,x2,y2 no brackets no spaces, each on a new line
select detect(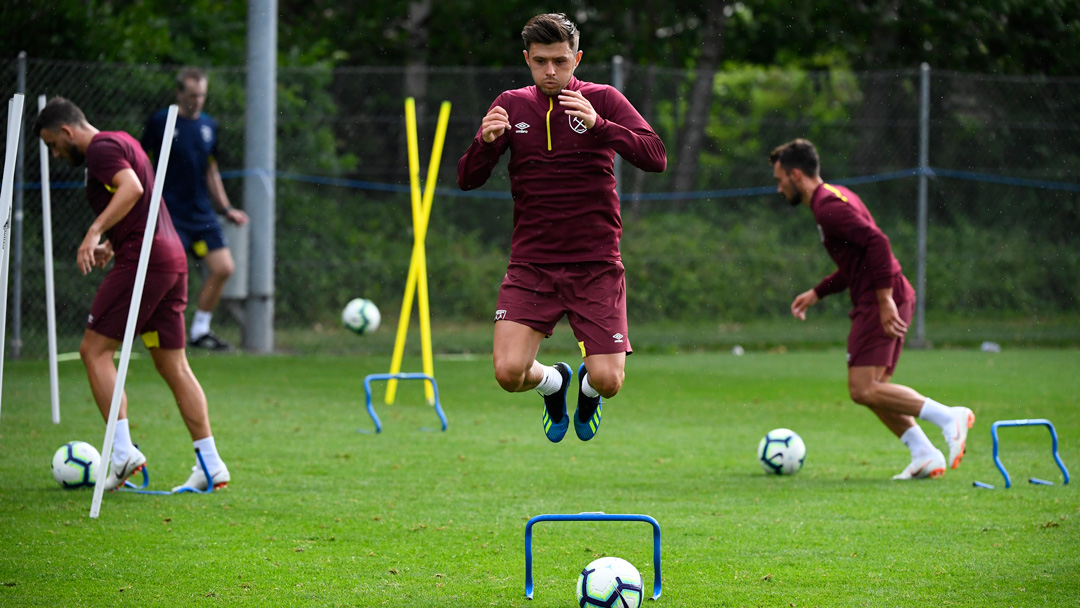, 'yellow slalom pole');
415,101,452,403
385,98,424,404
